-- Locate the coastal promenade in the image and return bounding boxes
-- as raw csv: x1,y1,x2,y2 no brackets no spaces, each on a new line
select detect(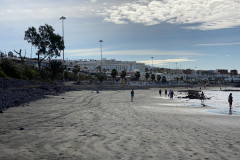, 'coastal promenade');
0,88,240,159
